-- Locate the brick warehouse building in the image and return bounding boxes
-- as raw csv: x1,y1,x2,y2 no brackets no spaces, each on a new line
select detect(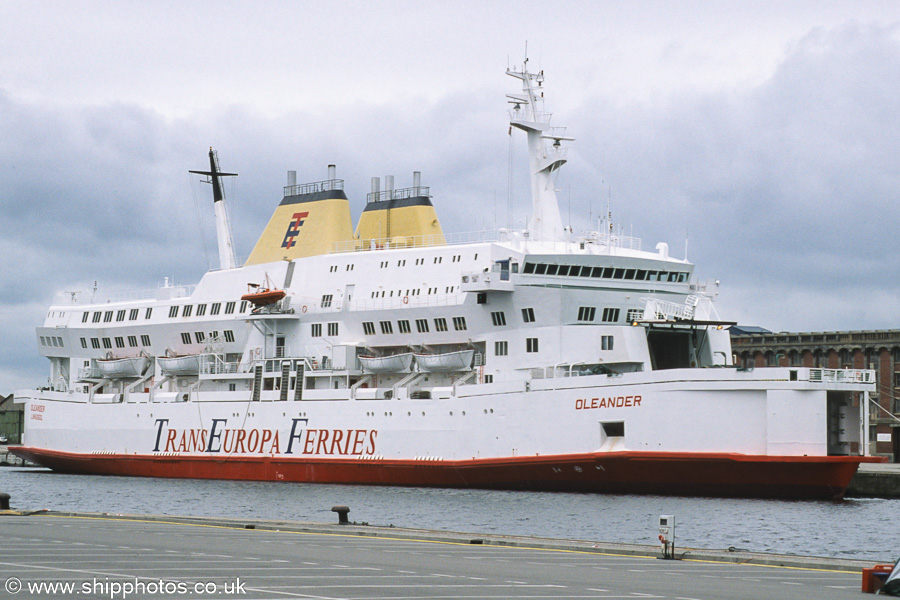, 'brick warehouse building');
730,327,900,462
